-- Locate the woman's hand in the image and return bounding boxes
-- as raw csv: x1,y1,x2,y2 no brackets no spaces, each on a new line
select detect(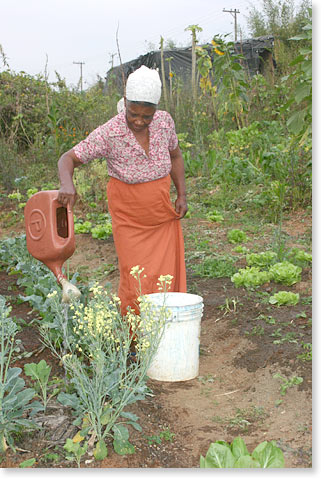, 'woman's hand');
175,195,188,219
170,146,187,219
57,185,77,209
57,149,82,208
